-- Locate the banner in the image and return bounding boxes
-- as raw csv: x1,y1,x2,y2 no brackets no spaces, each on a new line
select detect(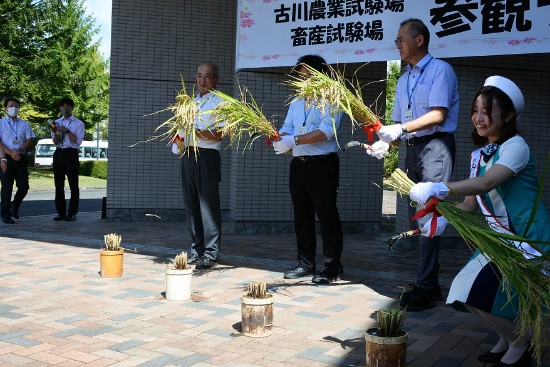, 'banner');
236,0,550,70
